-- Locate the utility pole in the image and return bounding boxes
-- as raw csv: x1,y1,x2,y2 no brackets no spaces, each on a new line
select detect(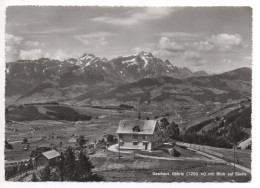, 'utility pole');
233,144,236,182
118,140,120,159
